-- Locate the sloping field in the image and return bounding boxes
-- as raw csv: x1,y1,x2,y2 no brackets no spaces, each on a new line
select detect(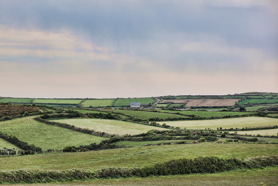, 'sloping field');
82,99,114,107
0,105,39,117
111,110,190,120
0,143,277,171
33,99,82,105
161,99,240,107
0,98,32,104
159,110,252,118
158,117,278,130
51,118,166,135
0,116,105,150
239,99,278,105
236,129,278,136
114,98,155,107
0,138,20,149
